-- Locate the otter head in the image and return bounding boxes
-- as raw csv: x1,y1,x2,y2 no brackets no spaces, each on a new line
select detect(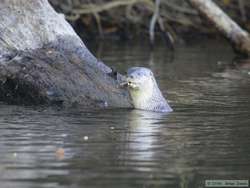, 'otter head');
126,67,156,109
